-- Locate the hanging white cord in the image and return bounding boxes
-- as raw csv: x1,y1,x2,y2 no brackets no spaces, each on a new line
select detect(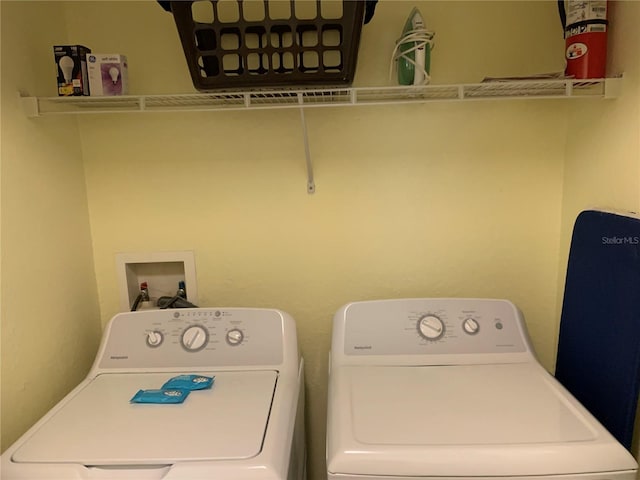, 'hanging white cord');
389,28,435,85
